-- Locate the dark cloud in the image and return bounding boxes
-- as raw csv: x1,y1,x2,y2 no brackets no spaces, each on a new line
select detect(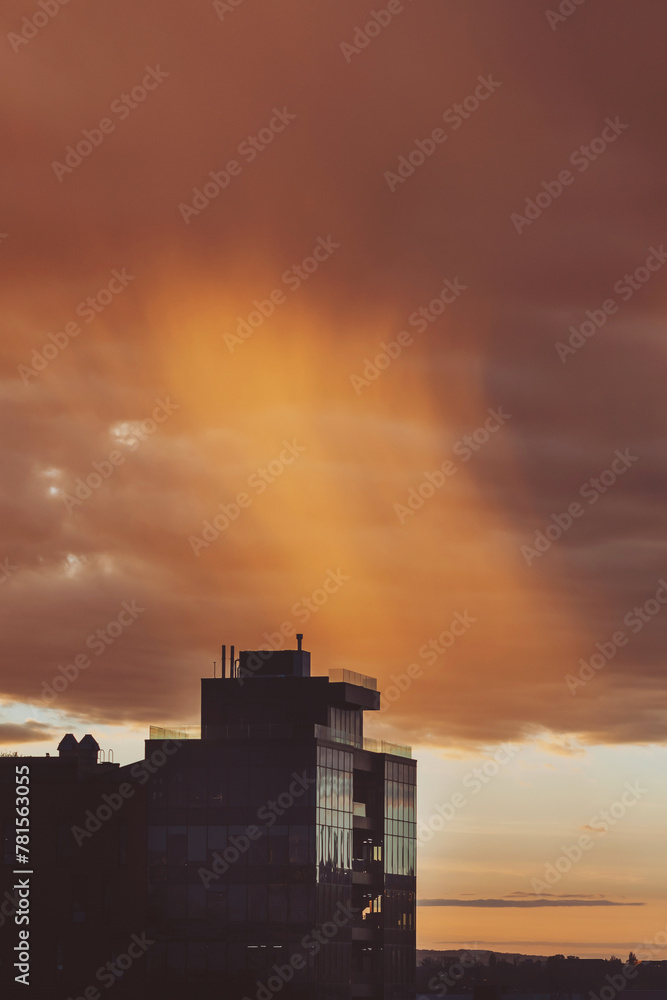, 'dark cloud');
1,0,667,747
418,899,644,908
0,721,57,744
507,893,608,900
